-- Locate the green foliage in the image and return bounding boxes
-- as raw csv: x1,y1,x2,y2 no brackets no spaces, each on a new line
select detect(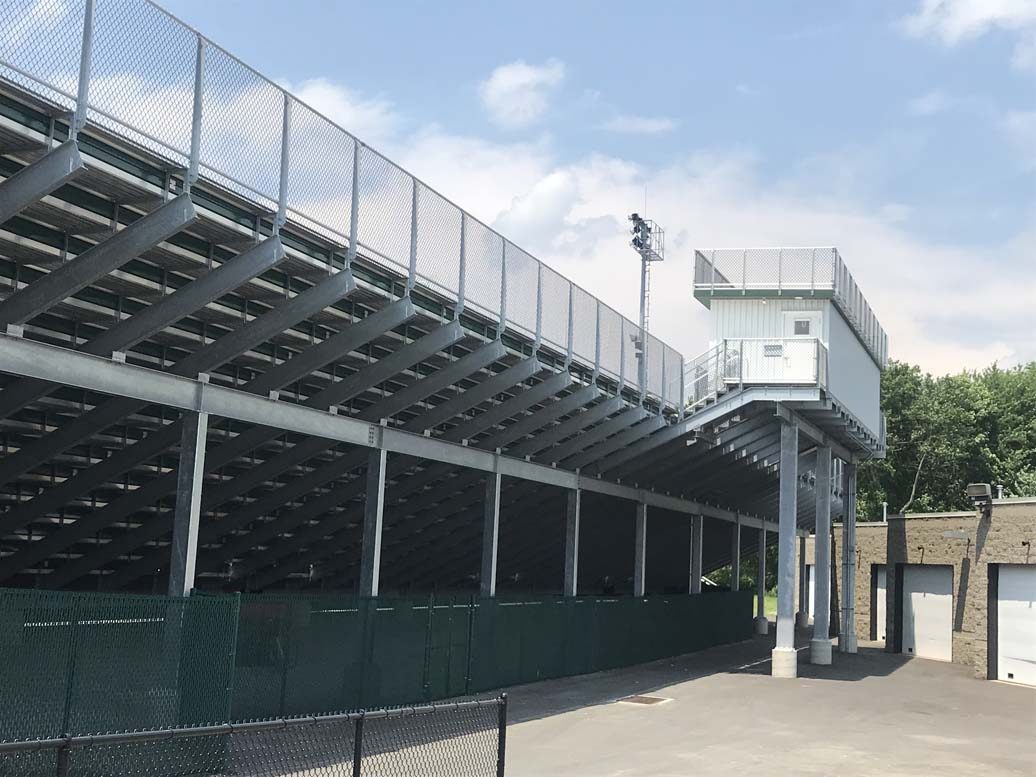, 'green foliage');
857,361,1036,518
